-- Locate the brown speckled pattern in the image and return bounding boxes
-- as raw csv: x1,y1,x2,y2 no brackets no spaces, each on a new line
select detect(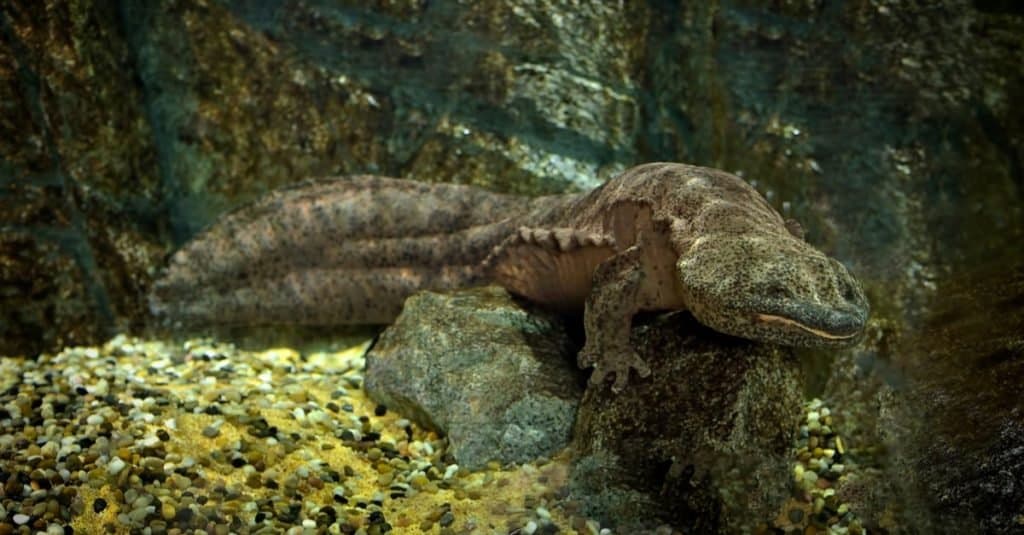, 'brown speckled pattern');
151,176,573,324
151,163,868,391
